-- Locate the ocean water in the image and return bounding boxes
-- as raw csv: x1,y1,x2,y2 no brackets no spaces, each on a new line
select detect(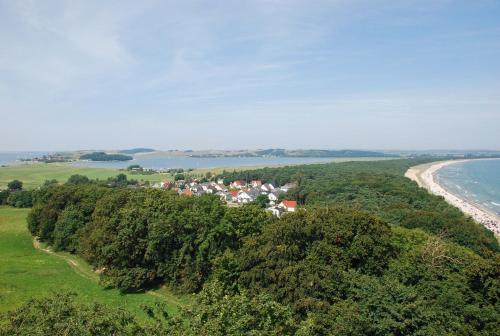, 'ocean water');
0,152,386,170
436,159,500,216
0,152,49,166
